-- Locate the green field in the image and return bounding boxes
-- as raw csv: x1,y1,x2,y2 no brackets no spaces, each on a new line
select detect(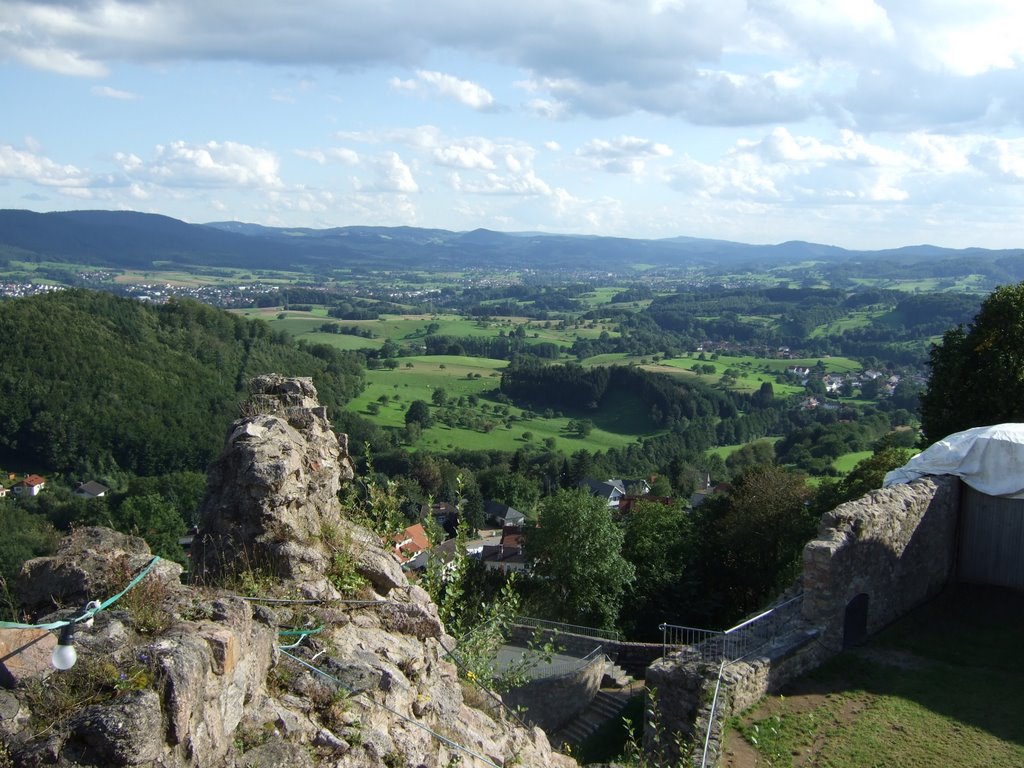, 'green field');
847,275,995,294
707,438,780,461
648,352,860,395
810,309,882,338
832,450,873,474
344,355,661,454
